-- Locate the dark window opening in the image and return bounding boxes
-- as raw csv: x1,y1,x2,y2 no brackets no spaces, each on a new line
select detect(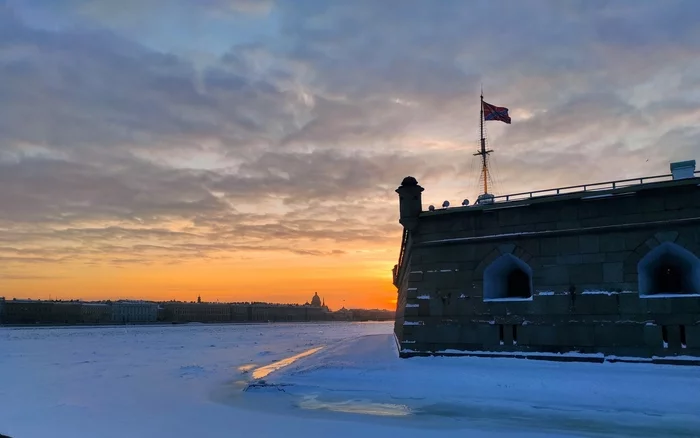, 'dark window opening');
680,325,687,348
506,269,532,298
653,264,684,294
512,325,518,344
498,324,504,344
662,326,668,346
